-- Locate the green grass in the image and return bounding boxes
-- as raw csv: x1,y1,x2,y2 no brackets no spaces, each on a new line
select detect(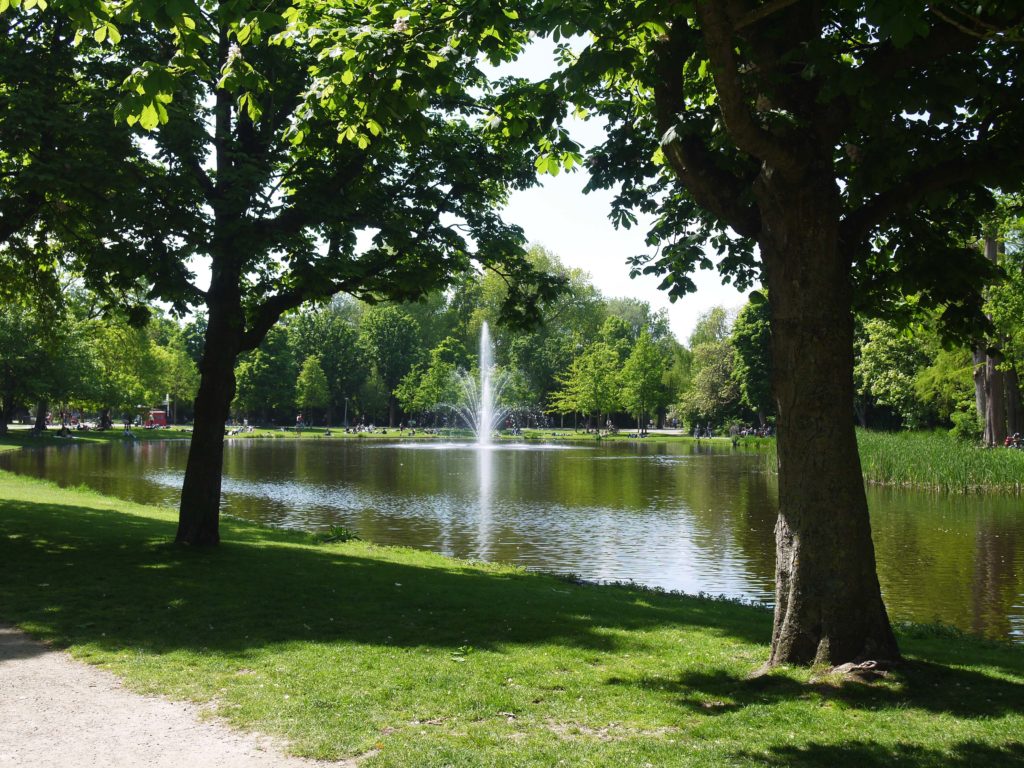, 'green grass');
1,472,1022,766
0,425,193,452
0,423,748,449
758,430,1024,494
856,430,1024,494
